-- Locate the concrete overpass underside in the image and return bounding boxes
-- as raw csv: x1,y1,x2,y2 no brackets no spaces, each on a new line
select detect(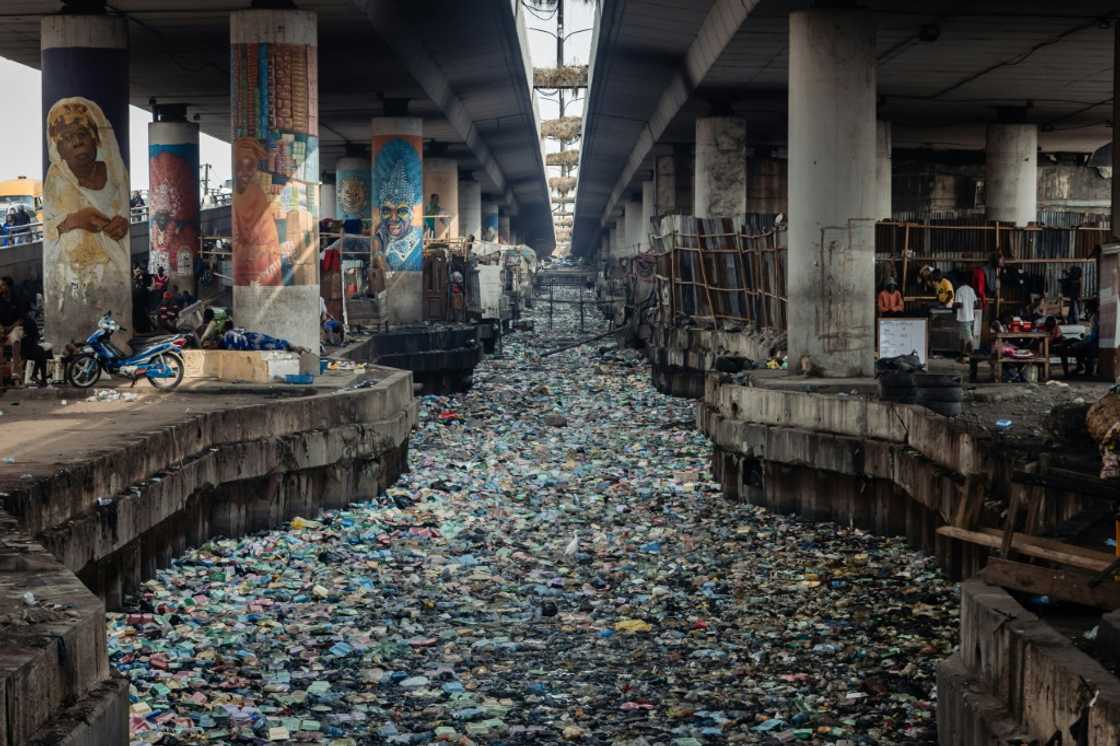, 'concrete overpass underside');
0,0,554,254
575,0,1118,256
